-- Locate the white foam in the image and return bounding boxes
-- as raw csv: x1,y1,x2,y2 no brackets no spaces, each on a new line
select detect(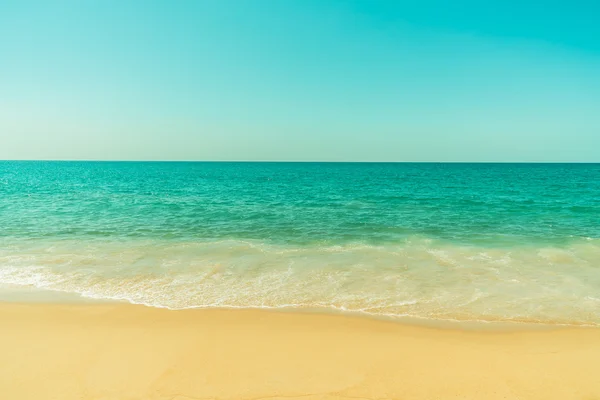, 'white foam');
1,237,599,326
